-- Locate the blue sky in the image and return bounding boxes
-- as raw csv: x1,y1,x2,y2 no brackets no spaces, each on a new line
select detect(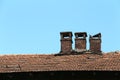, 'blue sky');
0,0,120,54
